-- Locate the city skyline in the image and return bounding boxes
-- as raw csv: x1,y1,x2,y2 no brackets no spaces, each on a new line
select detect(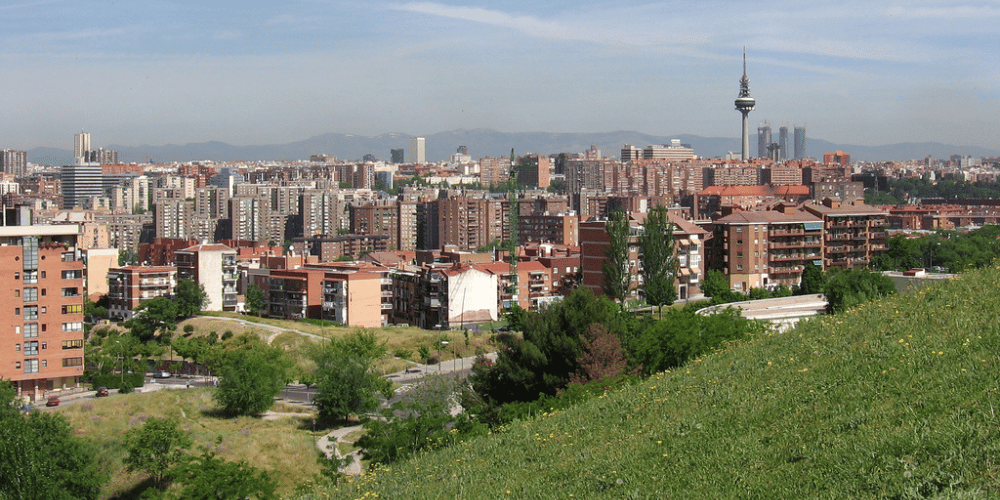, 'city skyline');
0,1,996,151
